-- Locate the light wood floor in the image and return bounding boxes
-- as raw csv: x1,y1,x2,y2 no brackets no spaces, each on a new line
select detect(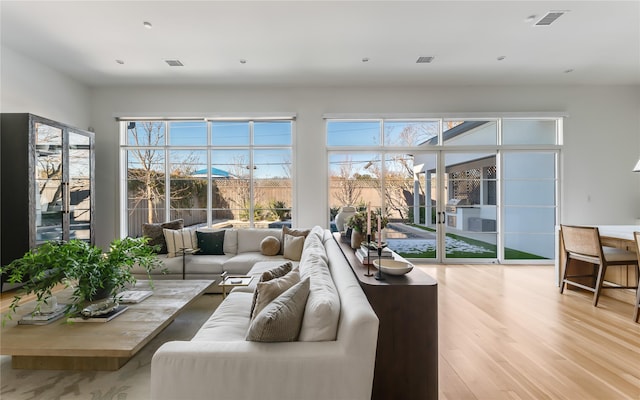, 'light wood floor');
419,264,640,400
2,266,639,399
